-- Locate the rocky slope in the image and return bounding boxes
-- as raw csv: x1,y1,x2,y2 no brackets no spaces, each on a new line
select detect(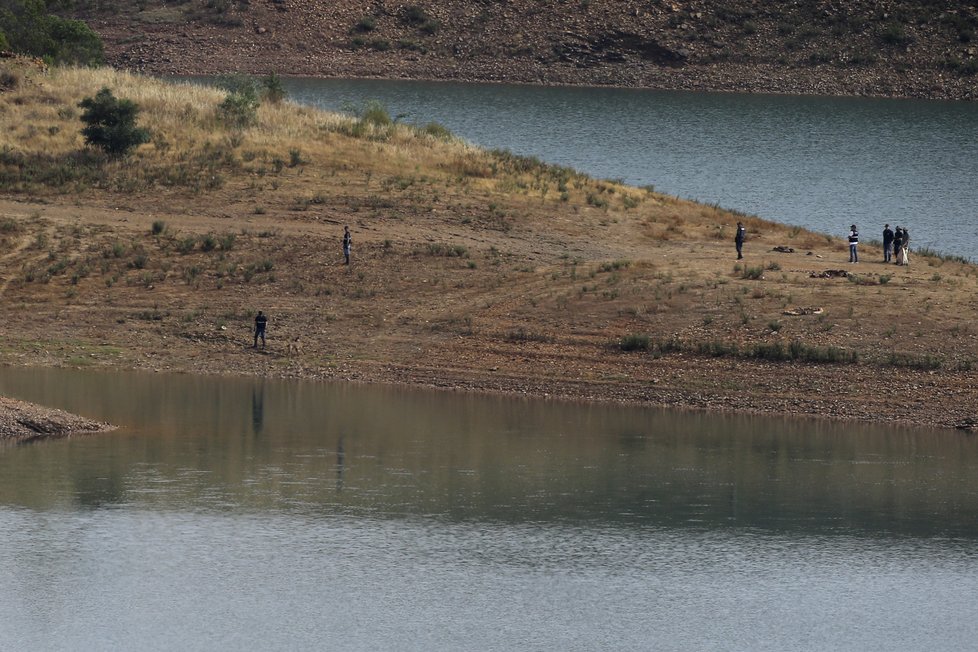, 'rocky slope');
75,0,978,99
